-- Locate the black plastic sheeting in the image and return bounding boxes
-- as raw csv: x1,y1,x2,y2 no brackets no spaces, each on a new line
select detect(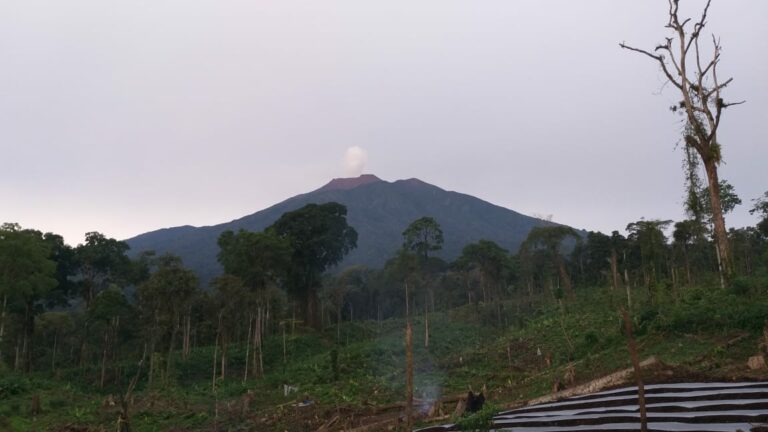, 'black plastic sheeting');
416,381,768,432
